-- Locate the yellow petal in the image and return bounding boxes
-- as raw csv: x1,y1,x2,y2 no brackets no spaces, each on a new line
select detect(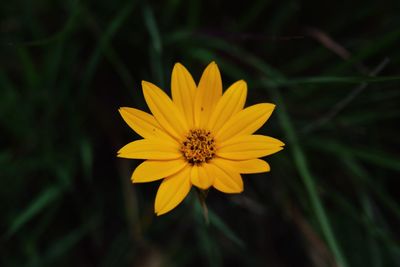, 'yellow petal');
217,135,284,160
119,107,172,139
207,80,247,133
142,81,189,140
155,165,191,215
217,158,270,174
132,159,187,183
171,63,196,126
117,138,181,160
194,62,222,128
214,103,275,141
209,158,243,193
190,164,214,189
